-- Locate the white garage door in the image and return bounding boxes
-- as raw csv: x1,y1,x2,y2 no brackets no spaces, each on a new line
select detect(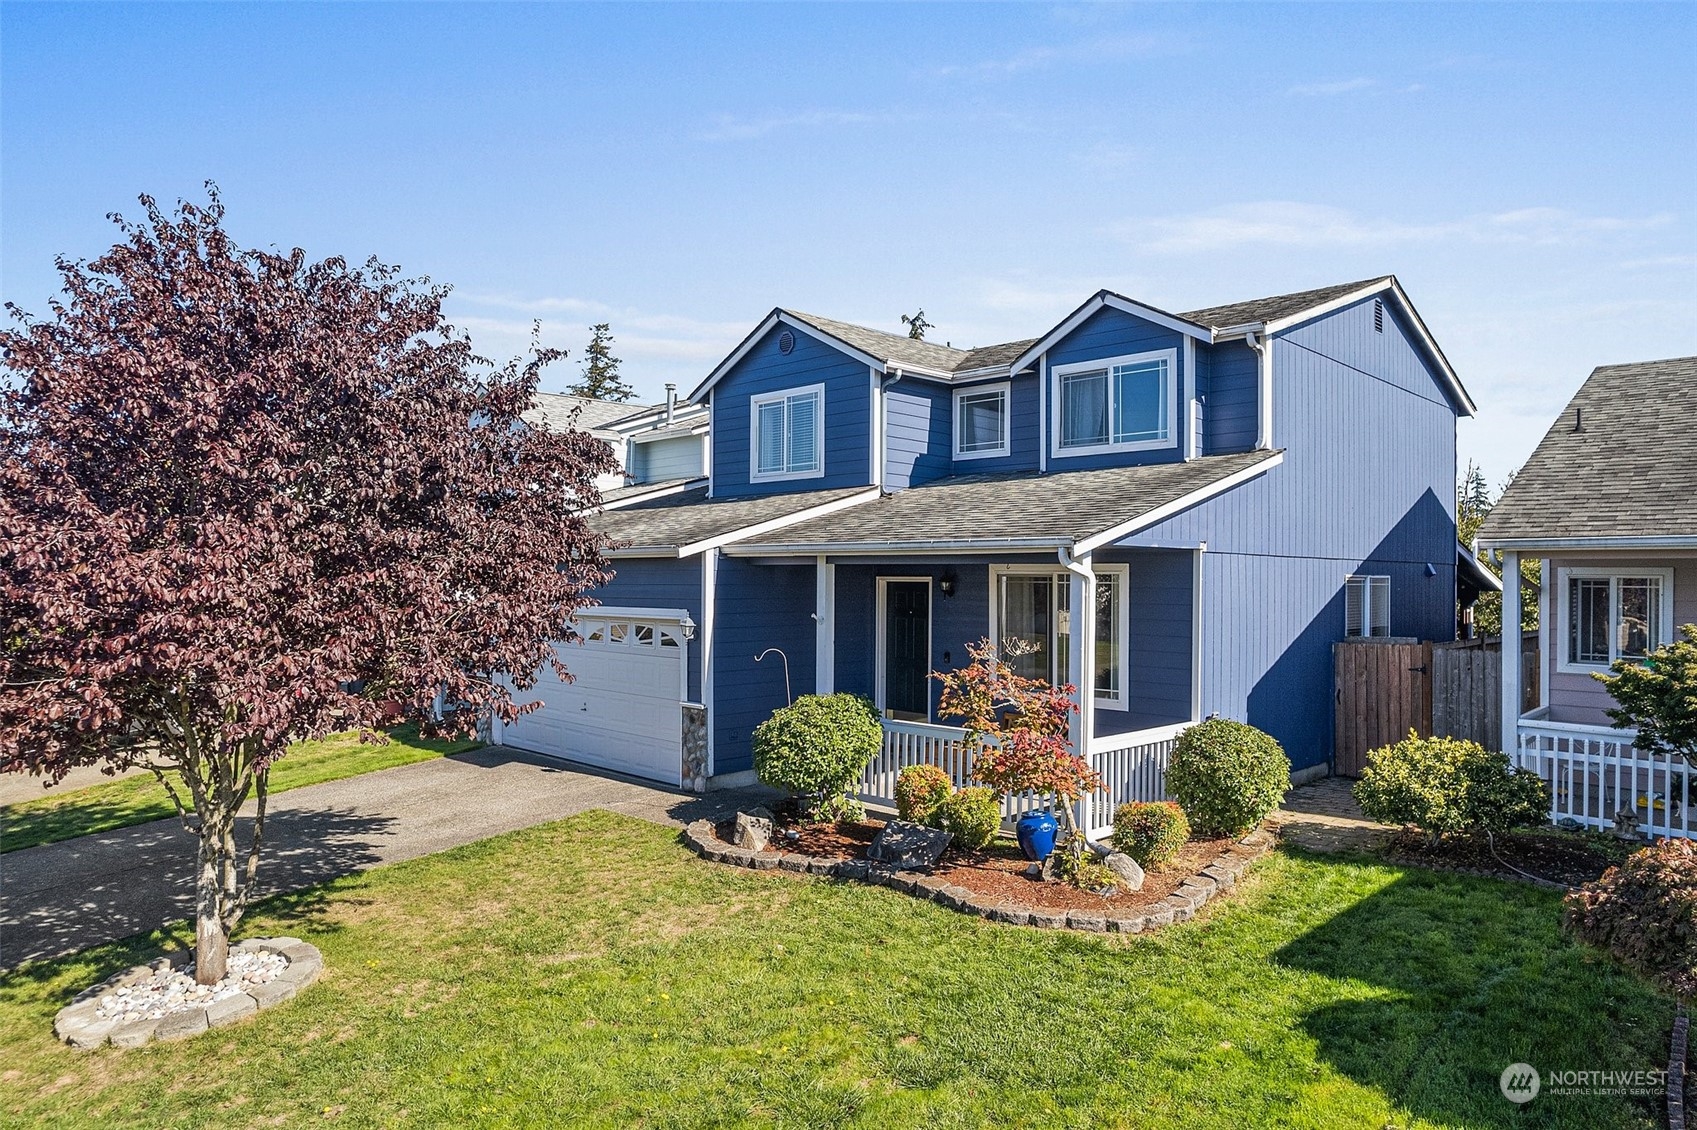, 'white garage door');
499,608,689,786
